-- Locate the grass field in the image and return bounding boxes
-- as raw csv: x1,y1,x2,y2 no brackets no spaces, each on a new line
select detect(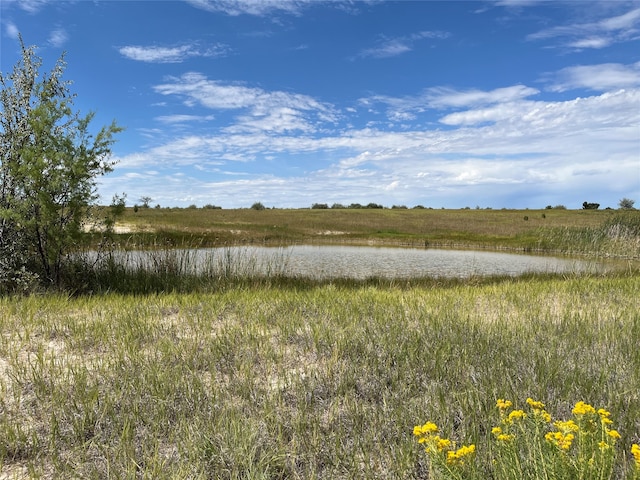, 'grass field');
94,207,640,260
1,275,639,478
1,208,640,478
